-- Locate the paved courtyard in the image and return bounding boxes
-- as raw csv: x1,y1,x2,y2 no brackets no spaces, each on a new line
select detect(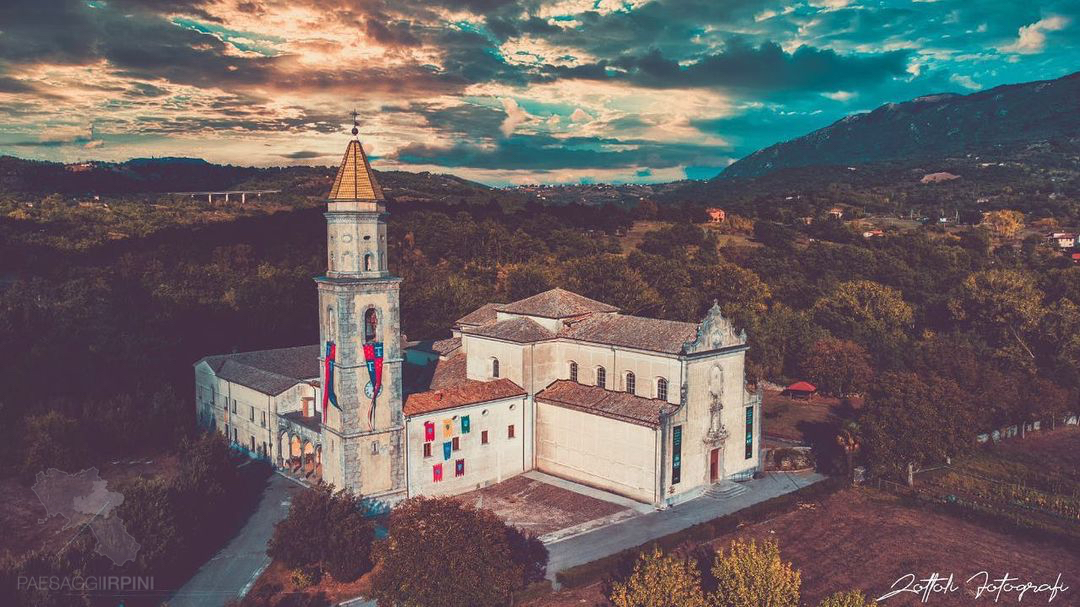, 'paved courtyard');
544,470,826,582
454,471,647,540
